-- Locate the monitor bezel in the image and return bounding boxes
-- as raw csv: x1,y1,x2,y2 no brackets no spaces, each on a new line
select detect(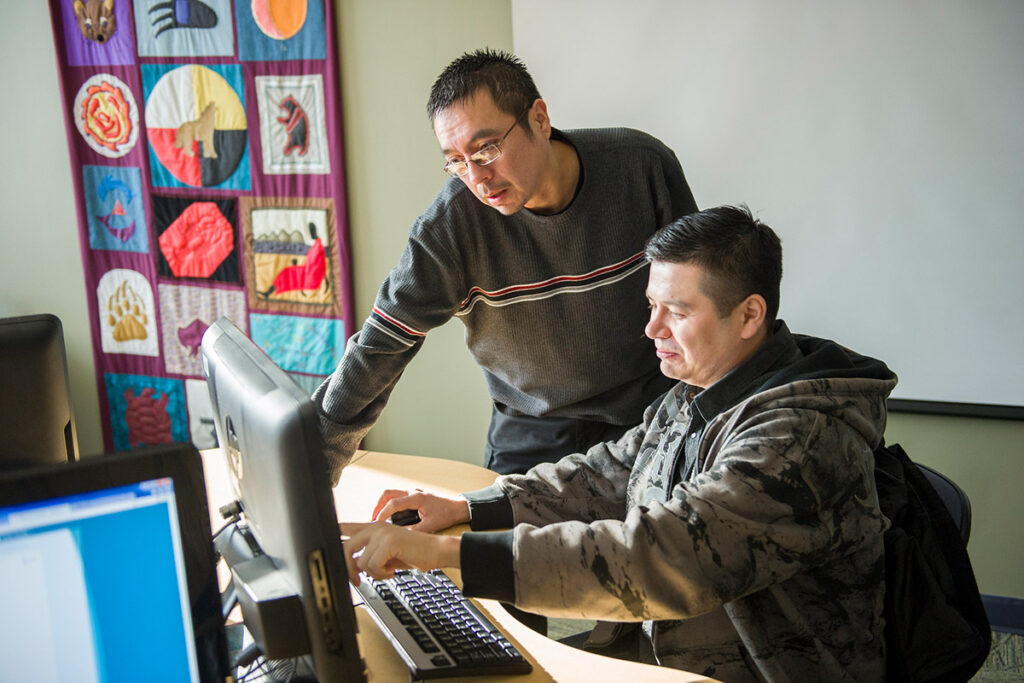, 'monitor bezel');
0,443,229,682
